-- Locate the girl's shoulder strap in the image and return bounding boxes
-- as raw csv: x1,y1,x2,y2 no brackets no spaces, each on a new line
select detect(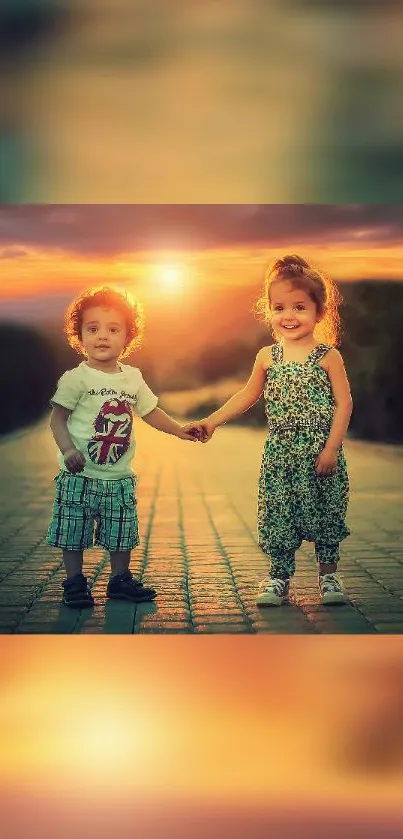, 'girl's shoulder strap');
271,342,283,363
308,343,332,365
